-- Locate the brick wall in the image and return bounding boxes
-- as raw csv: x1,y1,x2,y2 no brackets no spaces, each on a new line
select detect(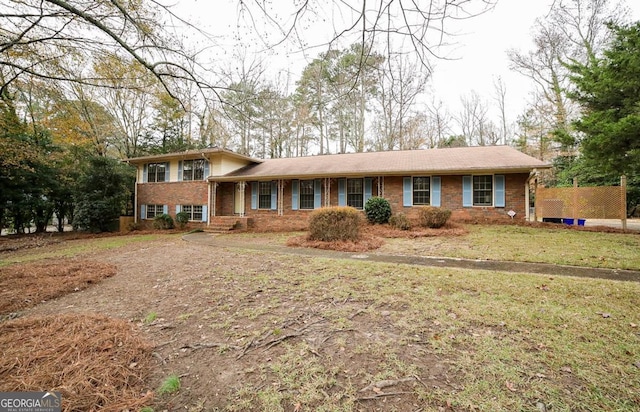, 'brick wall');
137,173,530,231
137,181,208,229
